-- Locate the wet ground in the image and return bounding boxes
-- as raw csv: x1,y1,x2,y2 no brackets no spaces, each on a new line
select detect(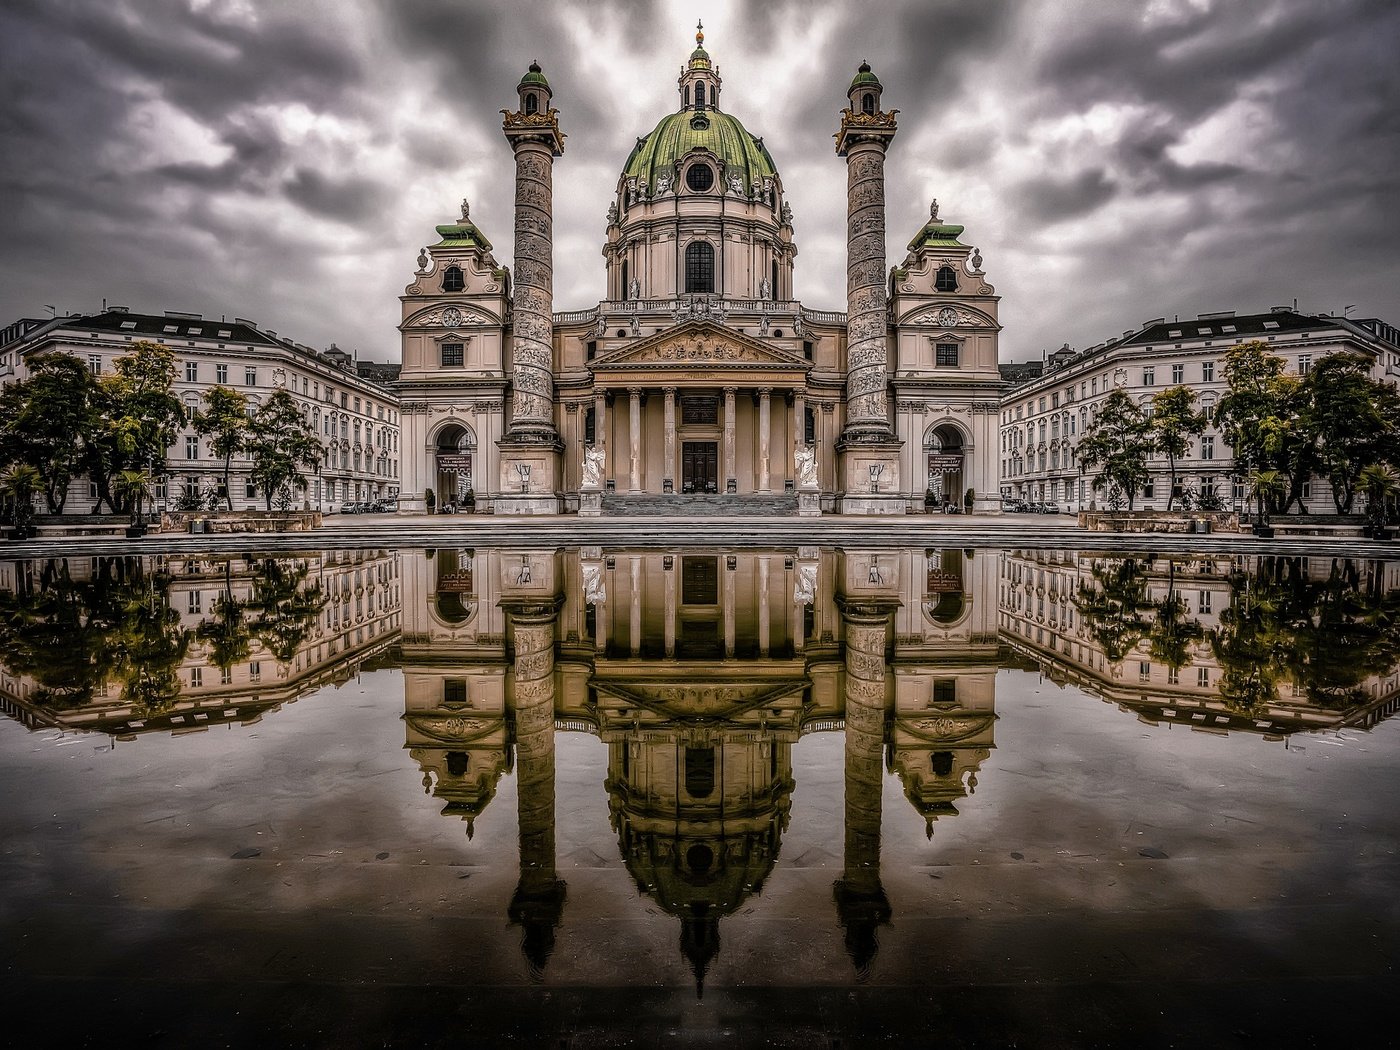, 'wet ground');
1,542,1397,1047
